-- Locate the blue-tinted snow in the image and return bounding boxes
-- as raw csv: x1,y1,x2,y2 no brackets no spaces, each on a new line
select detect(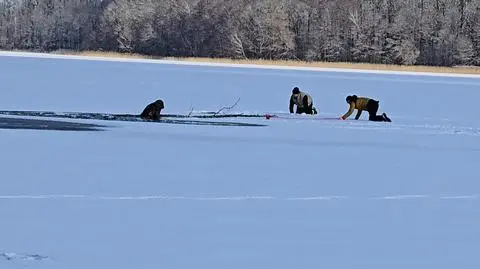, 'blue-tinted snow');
0,53,479,269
